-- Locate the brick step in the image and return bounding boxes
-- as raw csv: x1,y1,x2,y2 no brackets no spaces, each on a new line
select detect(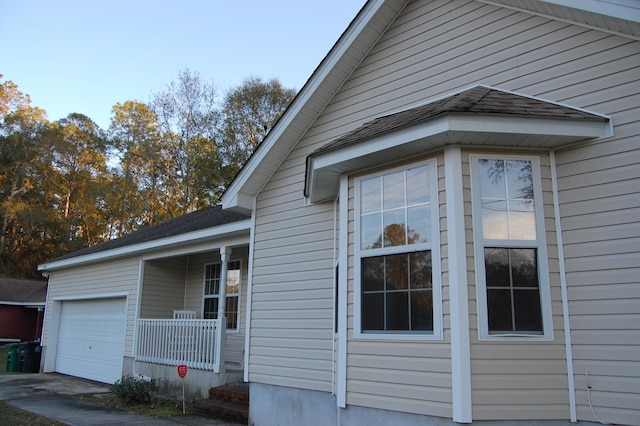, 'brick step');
194,398,249,424
208,384,249,405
